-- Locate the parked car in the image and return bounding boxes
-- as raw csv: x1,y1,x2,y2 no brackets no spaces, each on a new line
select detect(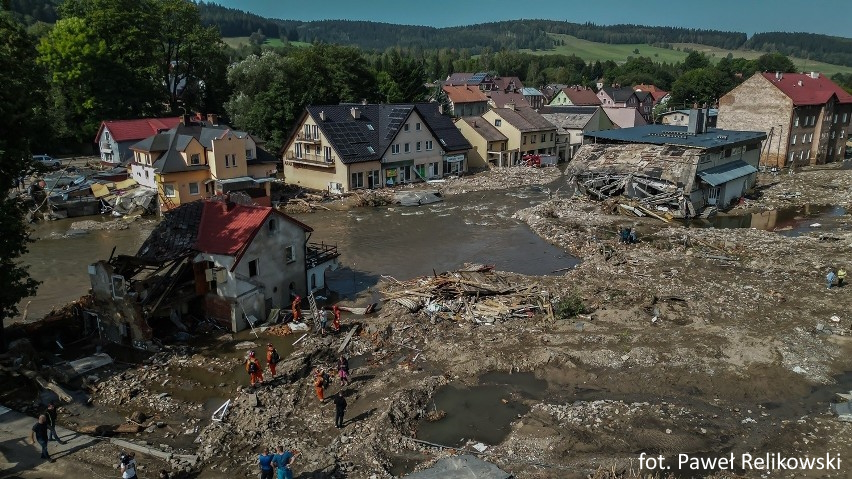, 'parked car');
33,154,61,168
